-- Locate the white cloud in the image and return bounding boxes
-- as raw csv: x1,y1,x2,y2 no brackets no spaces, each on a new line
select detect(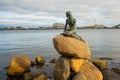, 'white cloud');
0,0,120,27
